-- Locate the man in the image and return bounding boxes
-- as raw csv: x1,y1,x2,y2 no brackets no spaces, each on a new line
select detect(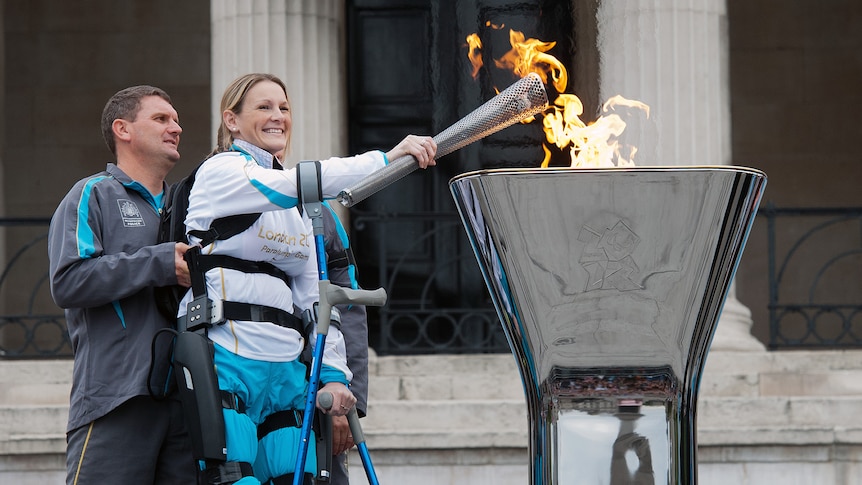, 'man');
48,85,195,484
